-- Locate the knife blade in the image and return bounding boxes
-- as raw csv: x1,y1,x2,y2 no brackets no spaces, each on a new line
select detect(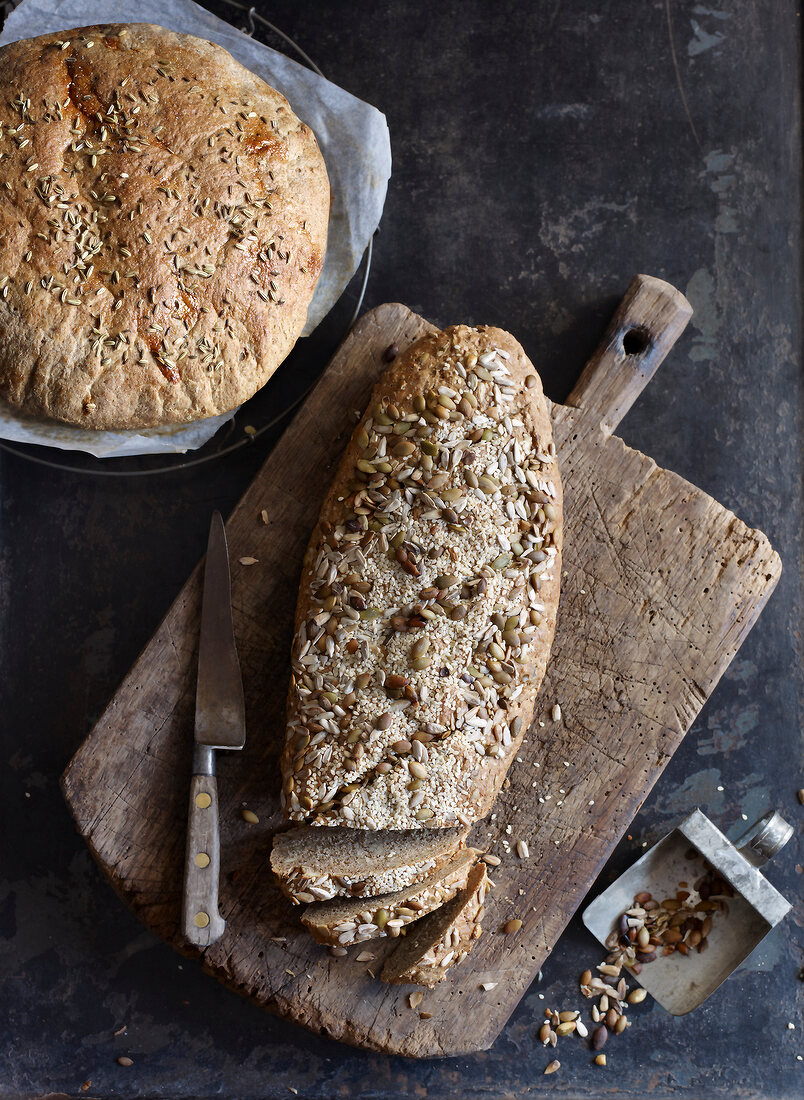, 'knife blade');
195,511,246,750
181,511,245,948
